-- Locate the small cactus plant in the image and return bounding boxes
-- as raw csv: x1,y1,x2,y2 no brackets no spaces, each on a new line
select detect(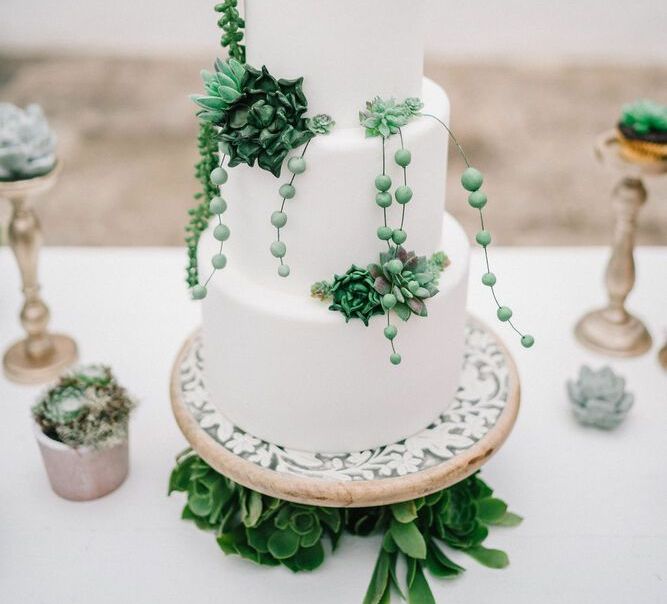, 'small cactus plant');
0,103,57,181
567,366,634,430
32,365,136,449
